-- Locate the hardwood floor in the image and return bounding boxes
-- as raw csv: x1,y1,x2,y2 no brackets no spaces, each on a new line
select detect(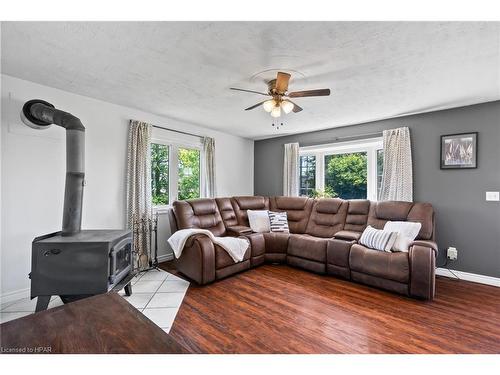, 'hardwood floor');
162,263,500,354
